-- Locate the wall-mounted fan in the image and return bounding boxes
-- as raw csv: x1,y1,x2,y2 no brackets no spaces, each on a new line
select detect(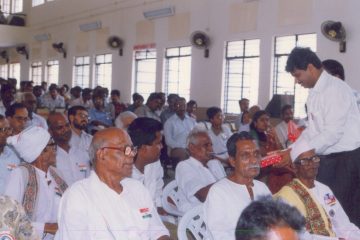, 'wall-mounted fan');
190,31,210,58
321,20,346,53
16,46,29,60
0,50,9,63
107,36,124,56
52,42,67,58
